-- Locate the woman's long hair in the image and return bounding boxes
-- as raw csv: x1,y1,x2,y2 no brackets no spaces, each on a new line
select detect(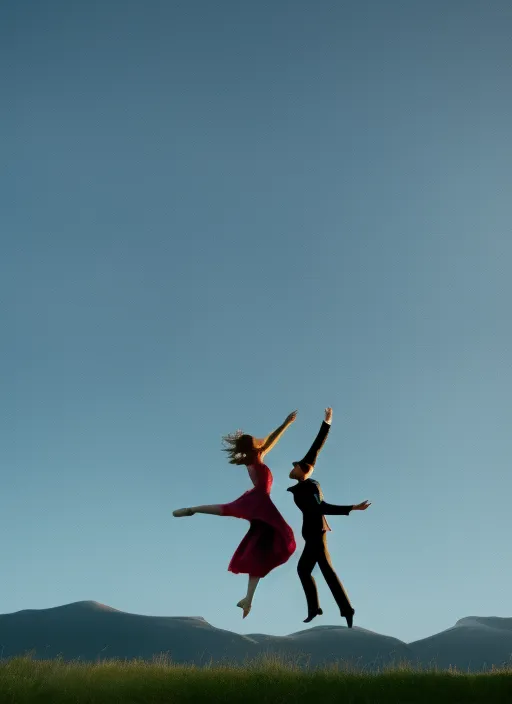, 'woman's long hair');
221,431,264,465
